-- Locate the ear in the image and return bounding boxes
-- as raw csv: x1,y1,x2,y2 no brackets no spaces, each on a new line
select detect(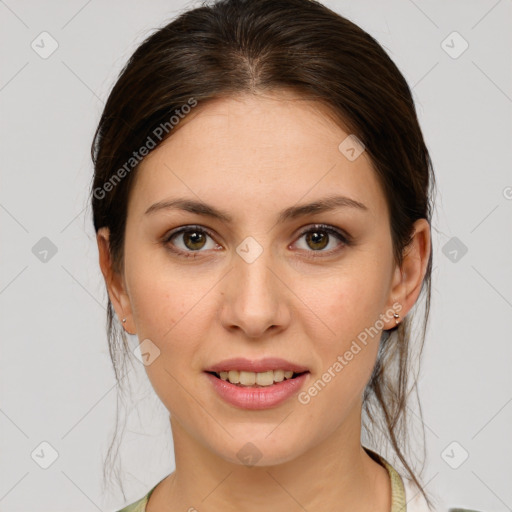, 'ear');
97,227,136,335
383,218,431,329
